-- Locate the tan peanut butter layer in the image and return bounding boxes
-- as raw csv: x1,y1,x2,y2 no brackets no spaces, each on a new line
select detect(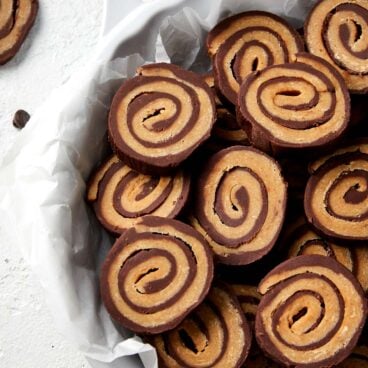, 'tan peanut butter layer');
108,63,216,174
0,0,13,37
207,11,303,105
203,74,248,148
87,155,190,236
0,0,38,64
256,255,367,368
100,216,214,334
286,216,368,294
149,284,251,368
305,0,368,93
191,146,287,265
238,53,350,151
305,140,368,240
